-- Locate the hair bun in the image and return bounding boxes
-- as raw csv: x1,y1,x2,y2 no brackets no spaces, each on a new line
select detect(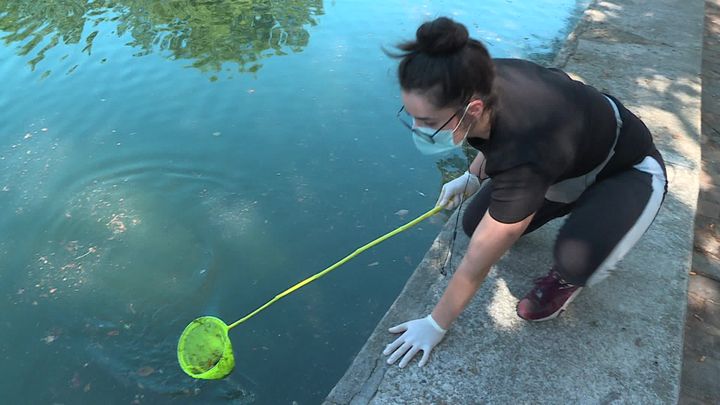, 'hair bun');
416,17,469,55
